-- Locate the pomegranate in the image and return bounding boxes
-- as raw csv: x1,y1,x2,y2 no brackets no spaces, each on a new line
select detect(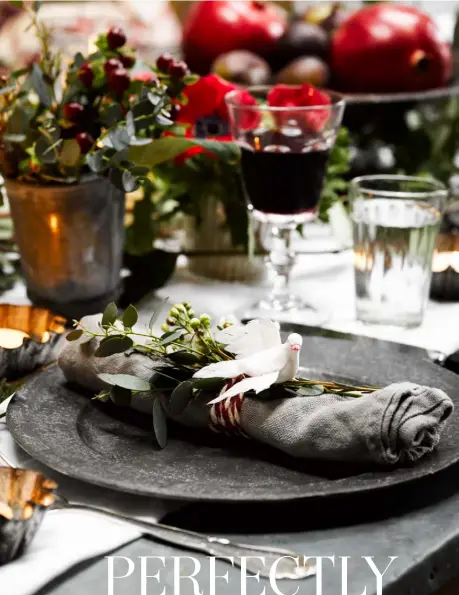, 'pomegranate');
331,4,452,93
182,0,287,74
